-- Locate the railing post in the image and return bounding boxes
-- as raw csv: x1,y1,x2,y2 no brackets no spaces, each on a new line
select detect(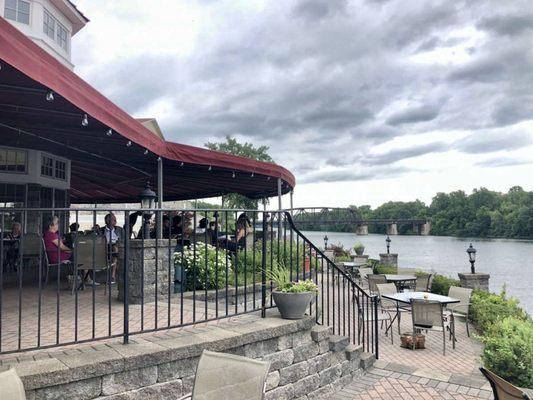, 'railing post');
261,212,267,318
373,295,379,359
123,211,130,344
